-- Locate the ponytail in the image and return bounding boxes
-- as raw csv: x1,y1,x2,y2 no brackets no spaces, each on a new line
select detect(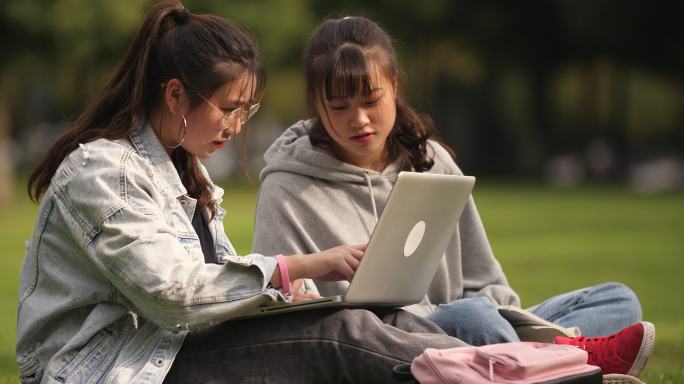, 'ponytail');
28,1,184,202
28,0,263,216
